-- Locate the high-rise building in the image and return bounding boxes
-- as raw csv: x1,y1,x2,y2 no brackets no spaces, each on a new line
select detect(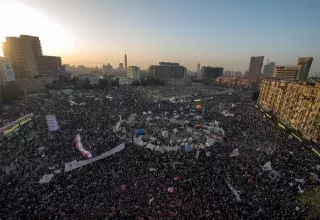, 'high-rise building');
2,35,41,78
263,62,276,77
259,79,320,141
127,66,141,81
2,35,62,78
119,63,124,70
200,66,224,80
149,62,186,79
197,63,200,74
248,56,264,82
273,65,302,81
297,57,313,81
0,57,16,85
124,51,127,70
